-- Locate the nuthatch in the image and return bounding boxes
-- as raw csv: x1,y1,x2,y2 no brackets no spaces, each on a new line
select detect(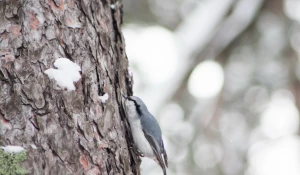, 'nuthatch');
122,95,168,175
